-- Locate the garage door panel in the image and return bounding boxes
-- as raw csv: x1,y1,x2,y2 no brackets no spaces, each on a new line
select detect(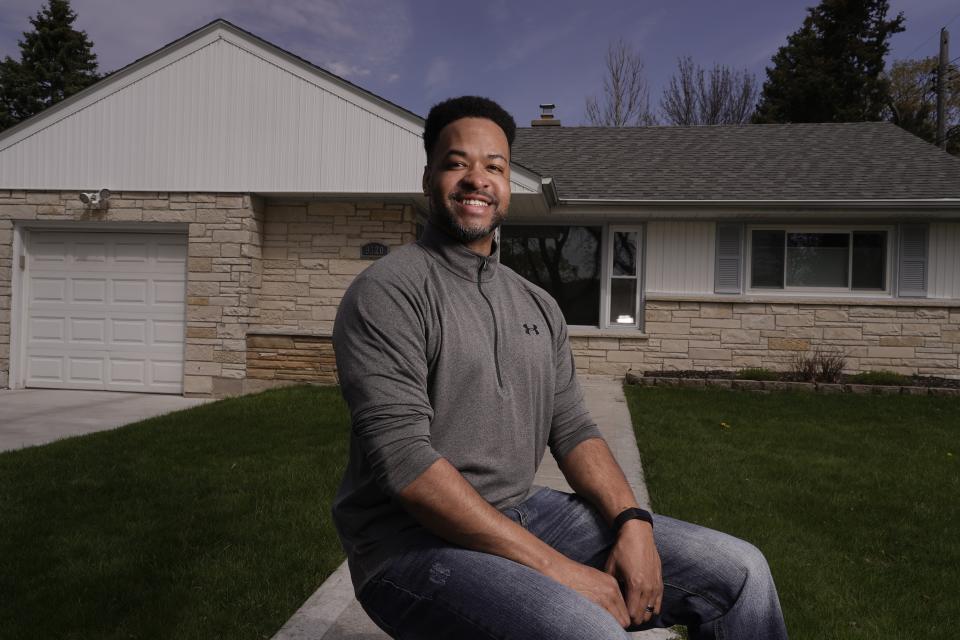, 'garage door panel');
152,361,183,385
154,320,184,345
154,280,186,305
30,317,65,342
157,242,187,262
73,279,107,302
113,319,147,345
69,357,105,383
113,280,148,304
115,242,149,262
110,359,146,385
32,241,67,264
70,318,106,344
26,231,186,394
27,356,64,383
31,278,66,302
74,242,107,263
